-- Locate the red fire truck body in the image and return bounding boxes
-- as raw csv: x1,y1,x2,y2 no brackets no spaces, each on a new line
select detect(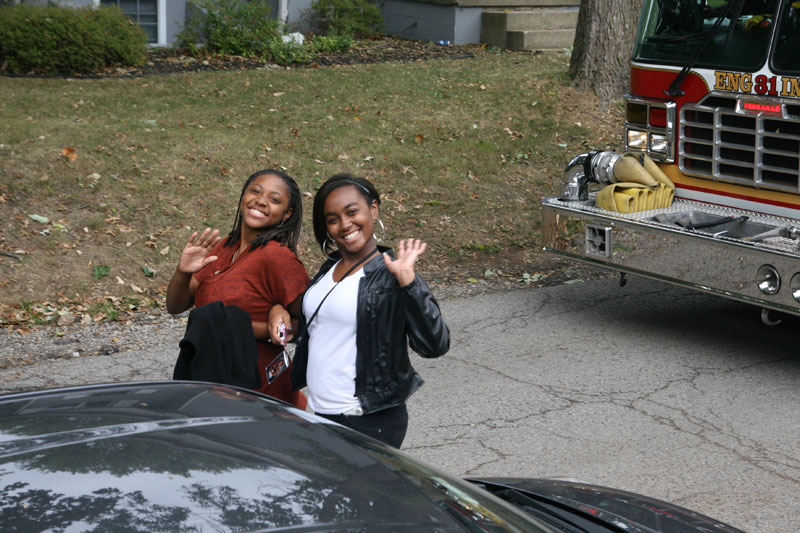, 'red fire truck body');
542,0,800,317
